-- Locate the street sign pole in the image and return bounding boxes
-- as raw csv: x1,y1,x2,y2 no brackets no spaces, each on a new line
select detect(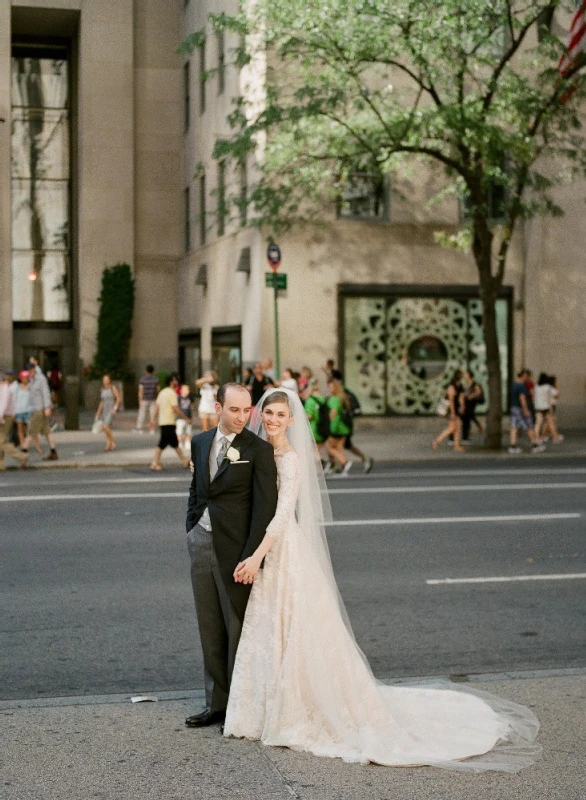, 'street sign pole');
266,243,283,378
273,282,281,378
